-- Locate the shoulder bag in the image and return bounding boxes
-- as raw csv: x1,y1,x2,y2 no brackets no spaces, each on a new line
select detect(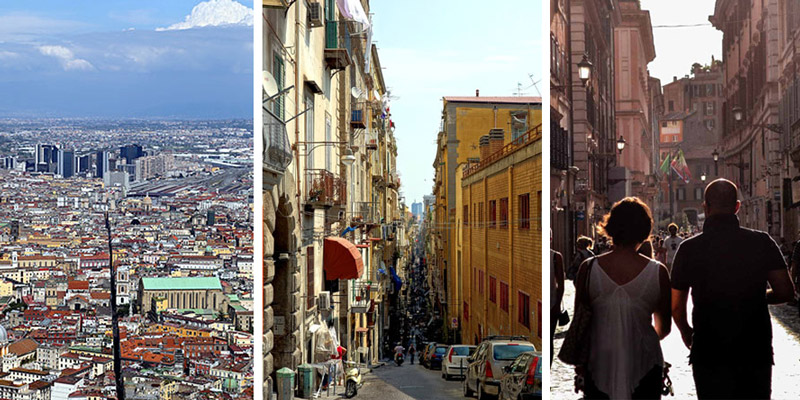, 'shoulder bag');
557,257,595,366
